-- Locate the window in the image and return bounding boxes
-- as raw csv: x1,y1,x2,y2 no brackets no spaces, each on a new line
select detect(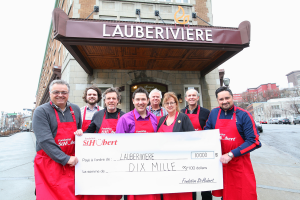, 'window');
68,0,73,14
58,49,61,65
175,0,189,3
96,84,114,108
60,0,65,9
271,105,280,109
